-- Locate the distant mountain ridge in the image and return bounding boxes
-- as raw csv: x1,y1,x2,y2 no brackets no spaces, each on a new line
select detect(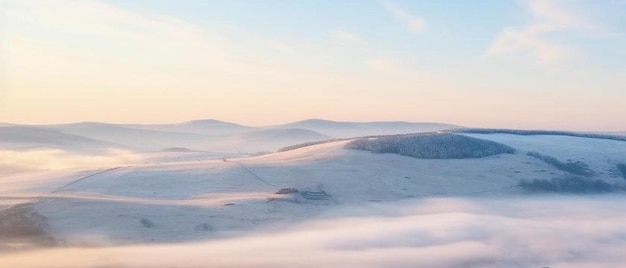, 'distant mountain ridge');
273,119,460,138
141,119,253,134
0,119,460,153
0,126,133,153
